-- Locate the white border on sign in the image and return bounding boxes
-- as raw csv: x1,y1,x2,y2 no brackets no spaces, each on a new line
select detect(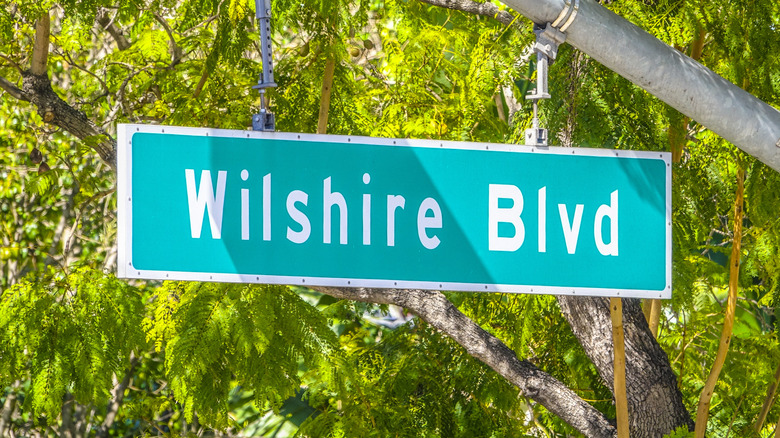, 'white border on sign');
116,124,673,299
